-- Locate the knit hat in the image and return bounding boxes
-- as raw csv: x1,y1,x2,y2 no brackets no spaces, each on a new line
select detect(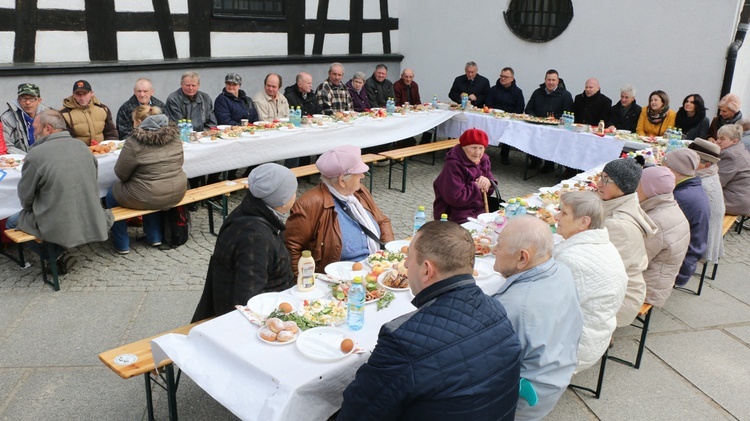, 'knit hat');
459,128,489,148
17,83,40,97
72,80,92,93
248,163,298,207
688,138,721,164
138,115,169,131
640,166,675,198
718,93,741,112
316,145,369,178
225,73,242,85
663,148,699,177
602,158,641,195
